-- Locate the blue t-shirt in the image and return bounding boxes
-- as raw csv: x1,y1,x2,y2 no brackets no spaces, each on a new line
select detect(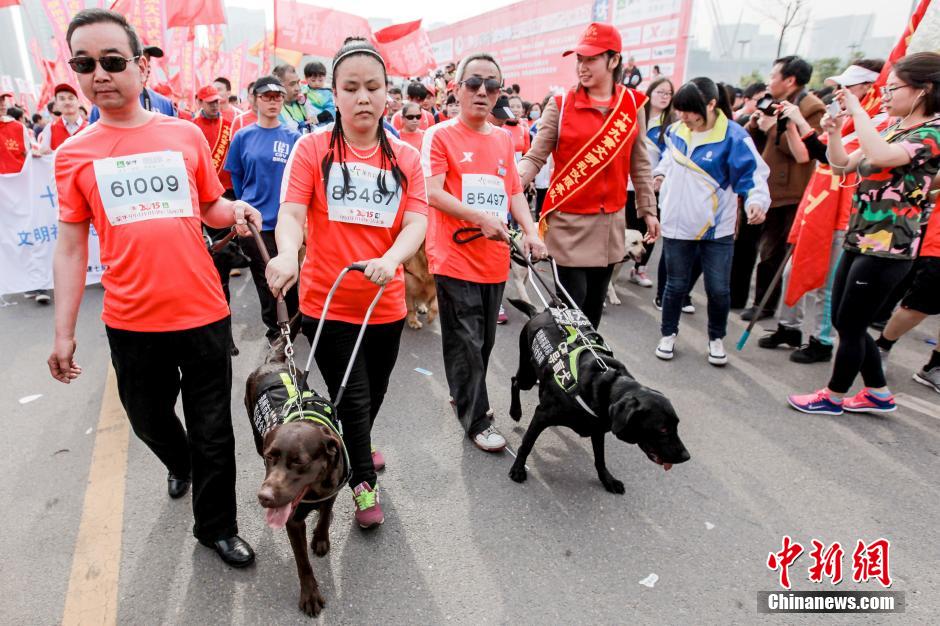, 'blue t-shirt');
89,88,176,123
225,123,301,231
